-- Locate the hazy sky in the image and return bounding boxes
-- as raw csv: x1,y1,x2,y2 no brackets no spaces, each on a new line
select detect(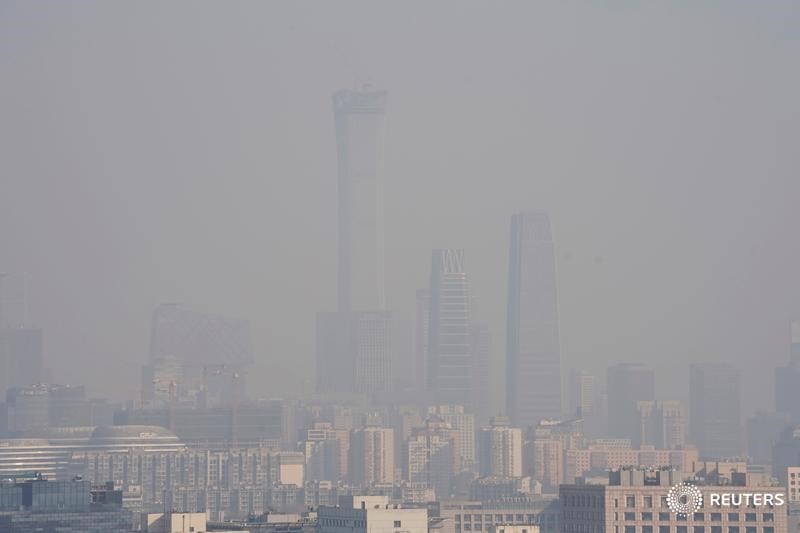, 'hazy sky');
1,1,799,414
